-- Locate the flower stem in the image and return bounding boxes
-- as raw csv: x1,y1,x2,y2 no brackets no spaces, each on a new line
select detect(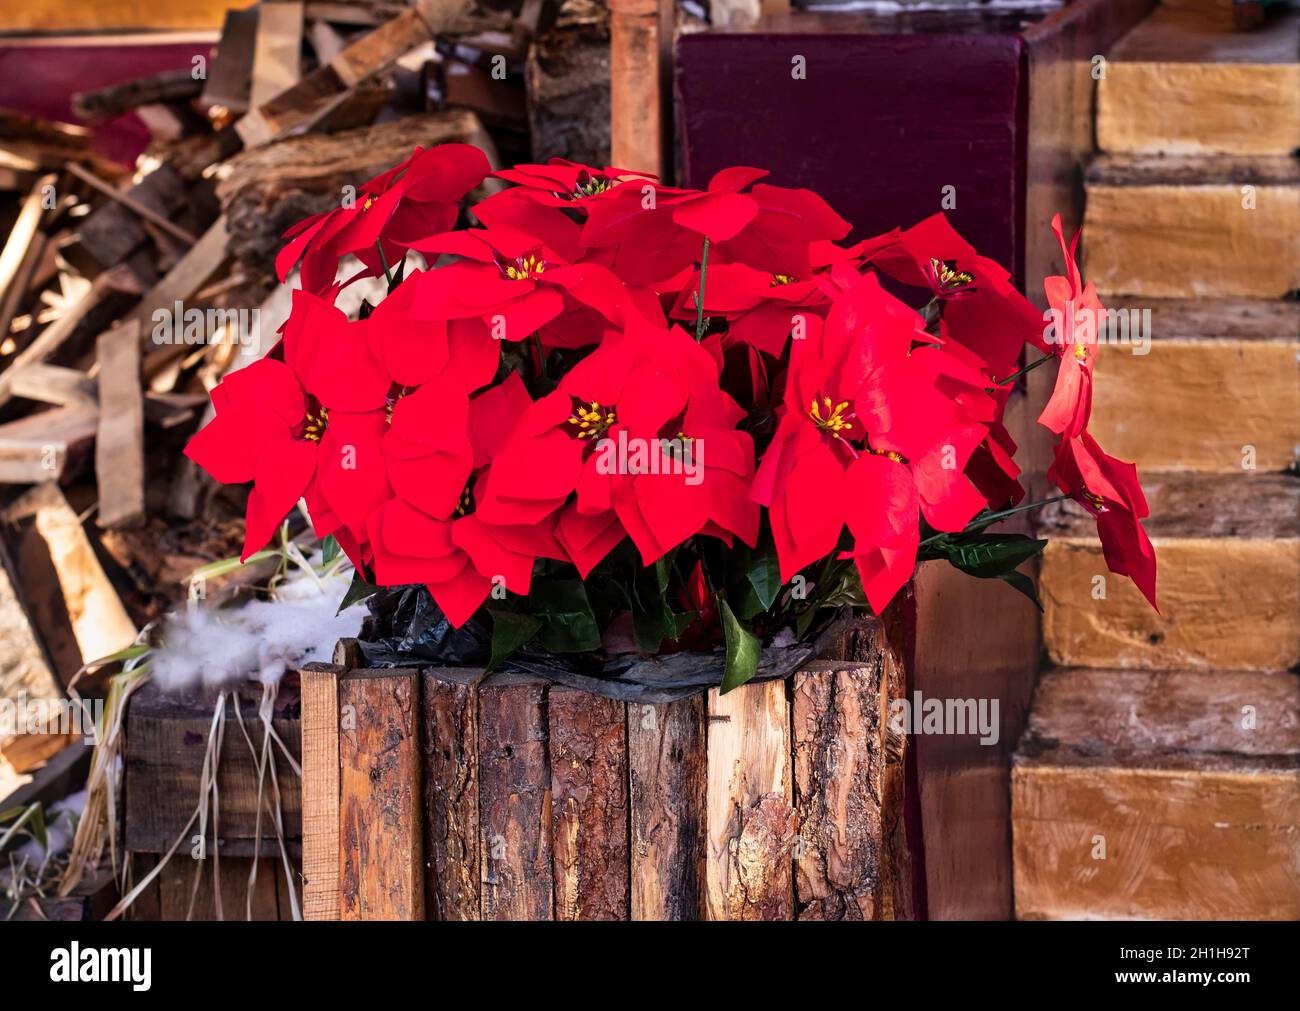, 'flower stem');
919,493,1072,547
694,238,710,342
996,354,1054,386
